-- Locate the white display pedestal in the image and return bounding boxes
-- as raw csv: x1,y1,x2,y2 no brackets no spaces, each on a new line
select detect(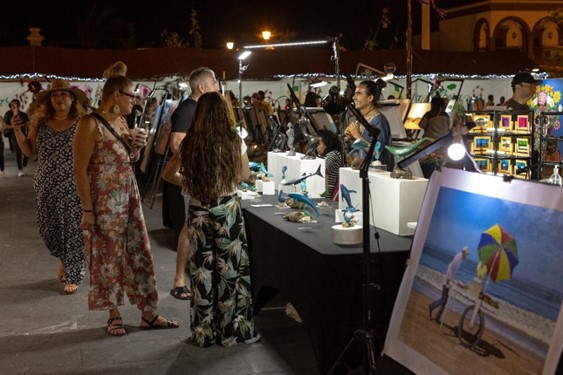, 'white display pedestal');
267,152,326,198
338,168,428,236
